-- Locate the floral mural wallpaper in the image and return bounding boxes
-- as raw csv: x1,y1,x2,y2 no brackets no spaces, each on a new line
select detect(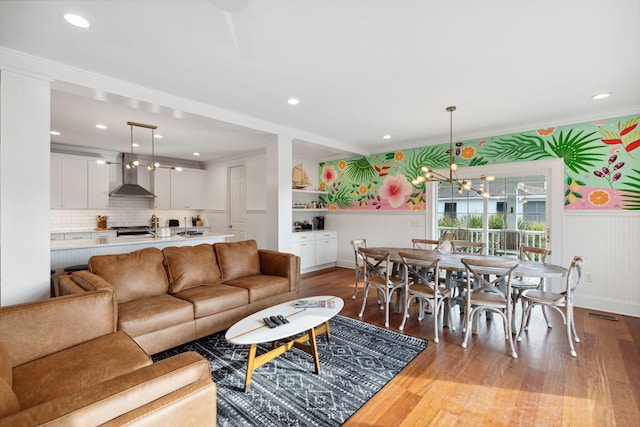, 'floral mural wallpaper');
318,113,640,211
